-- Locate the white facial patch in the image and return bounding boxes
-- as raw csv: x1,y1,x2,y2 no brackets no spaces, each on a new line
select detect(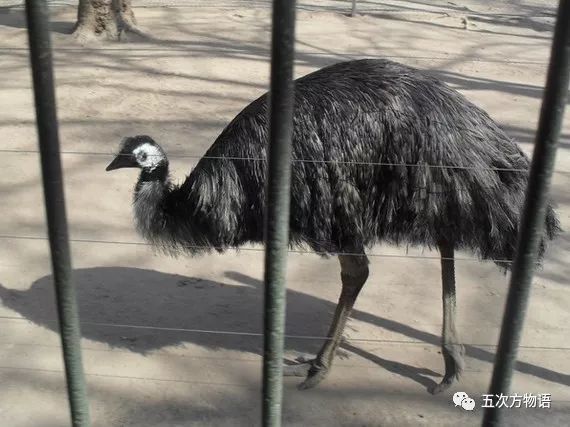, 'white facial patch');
133,143,164,170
